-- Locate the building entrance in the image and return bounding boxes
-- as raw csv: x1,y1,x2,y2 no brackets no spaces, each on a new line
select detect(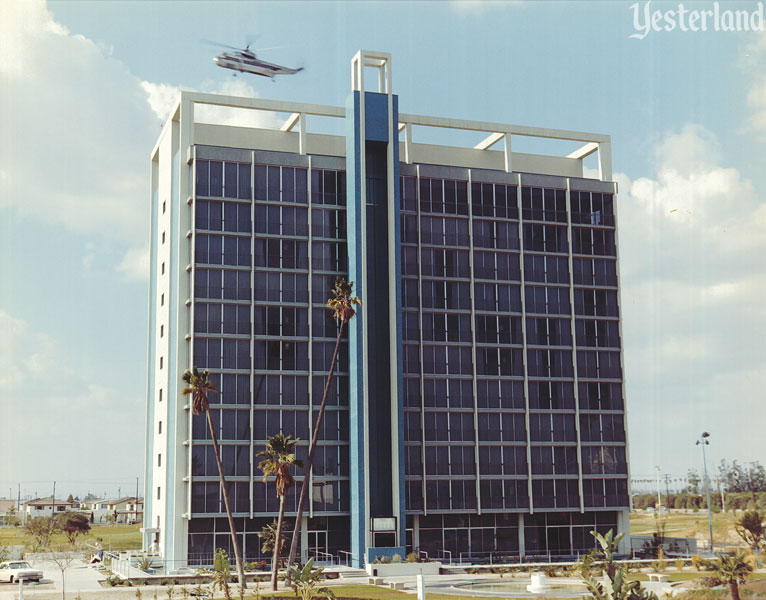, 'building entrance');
308,530,329,563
